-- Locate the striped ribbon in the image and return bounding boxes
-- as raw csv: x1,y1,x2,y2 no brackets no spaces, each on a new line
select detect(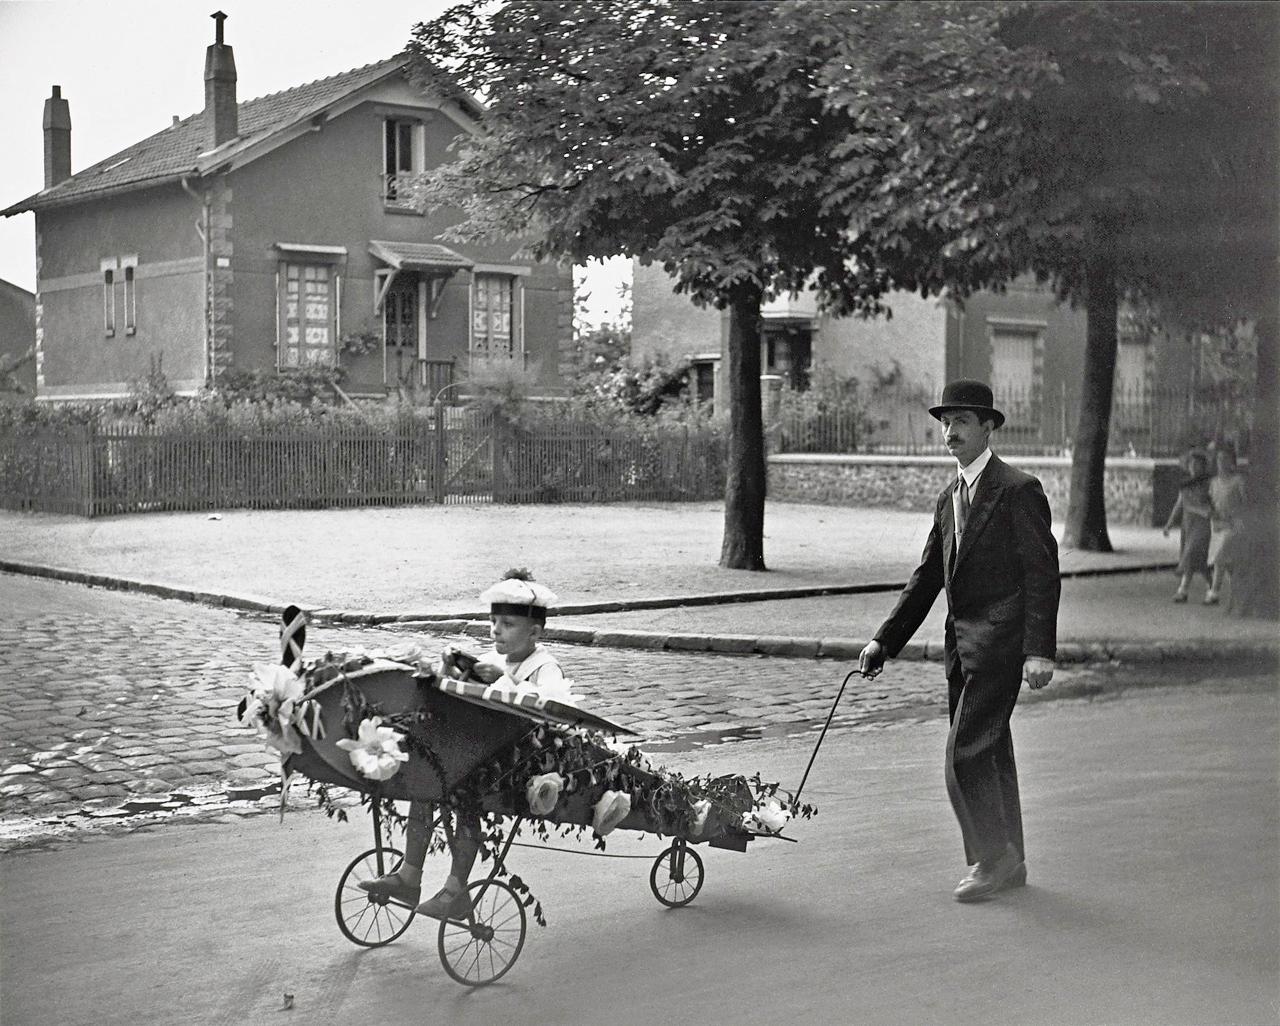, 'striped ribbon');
279,605,308,669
